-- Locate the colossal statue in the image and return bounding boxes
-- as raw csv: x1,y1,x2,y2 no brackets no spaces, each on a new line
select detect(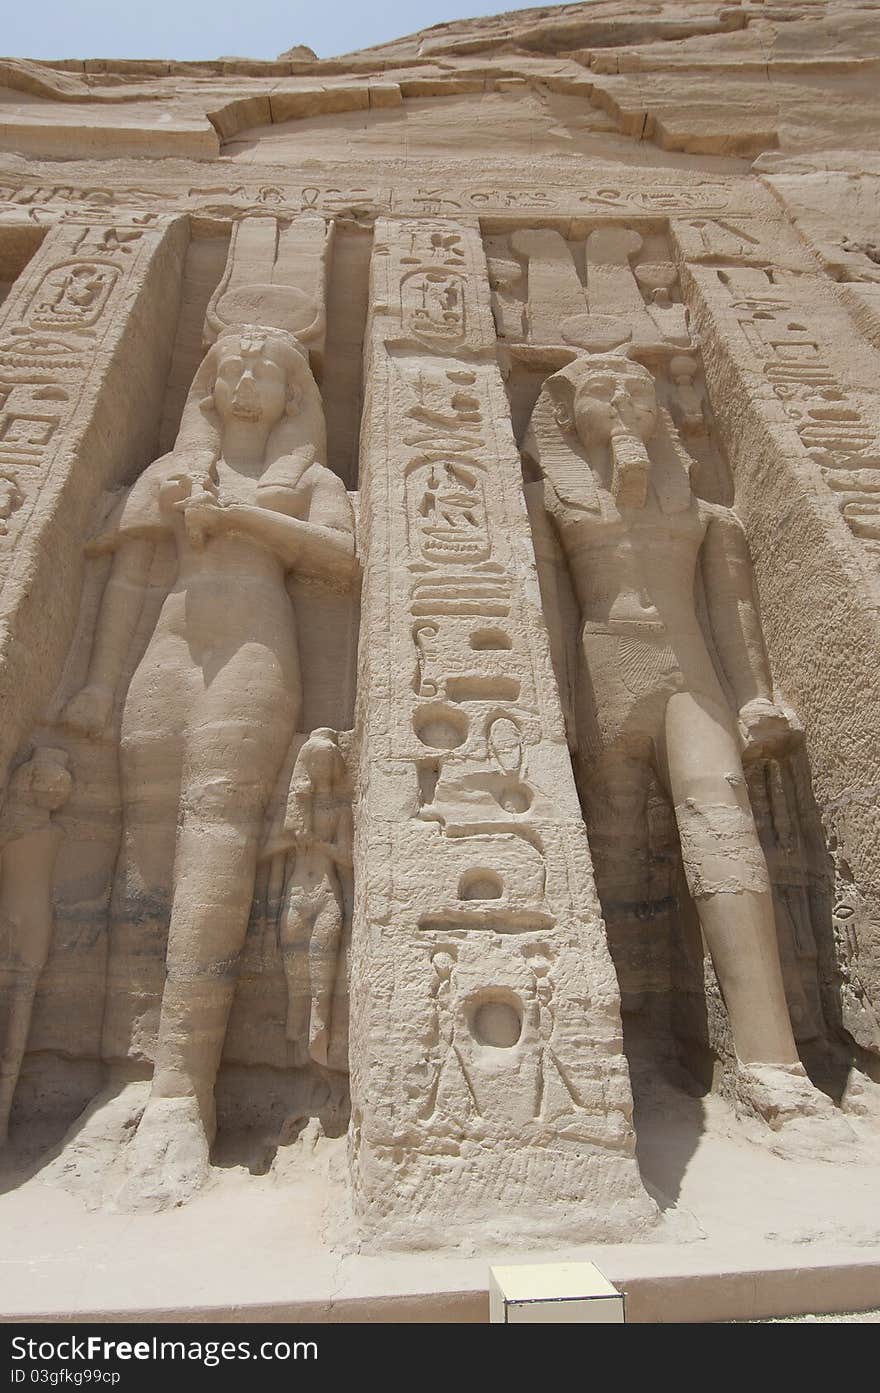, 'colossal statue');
63,326,355,1206
525,352,852,1135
